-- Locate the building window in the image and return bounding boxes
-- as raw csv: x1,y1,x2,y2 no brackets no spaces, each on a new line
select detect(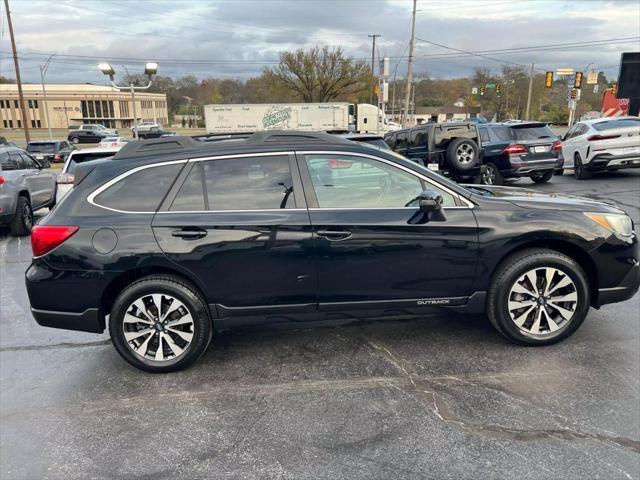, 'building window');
31,120,36,128
2,120,6,128
14,100,19,109
8,120,13,128
17,119,21,128
95,101,102,118
107,101,114,118
81,101,88,118
119,100,129,117
37,120,42,128
27,100,38,109
0,100,4,108
88,101,95,118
